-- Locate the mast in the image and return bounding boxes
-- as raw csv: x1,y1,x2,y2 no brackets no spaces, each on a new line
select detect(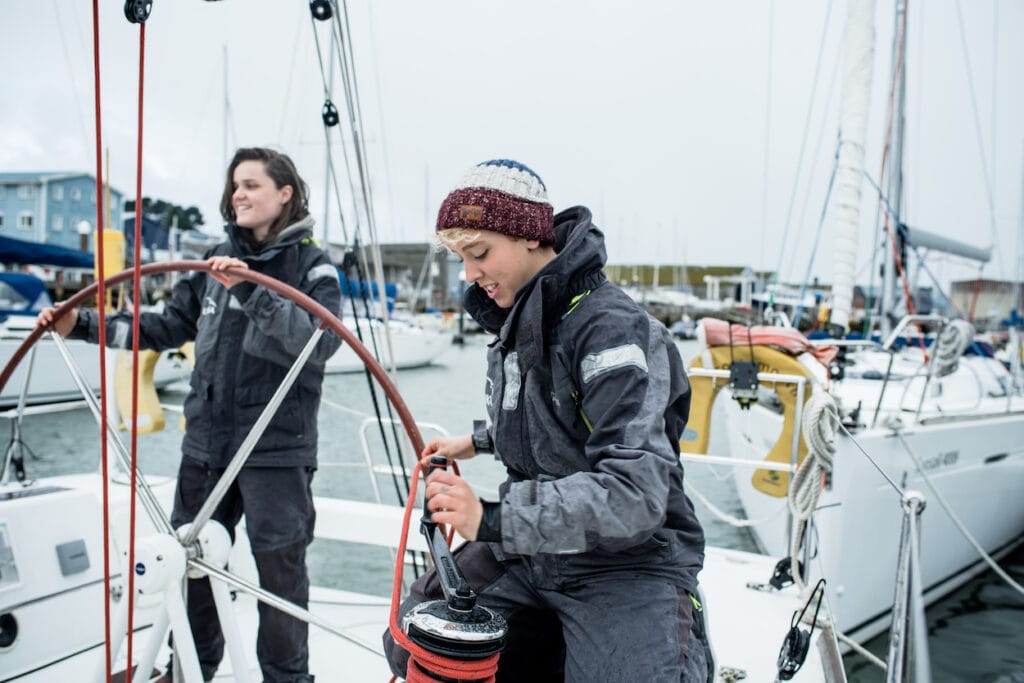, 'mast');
880,0,908,338
829,0,877,333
